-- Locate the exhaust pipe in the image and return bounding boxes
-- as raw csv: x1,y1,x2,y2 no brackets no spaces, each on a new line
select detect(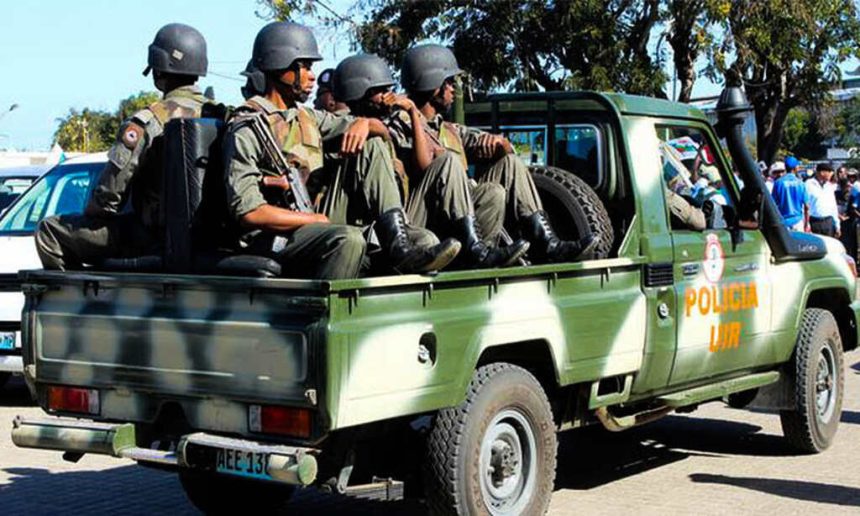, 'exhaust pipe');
715,87,825,261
